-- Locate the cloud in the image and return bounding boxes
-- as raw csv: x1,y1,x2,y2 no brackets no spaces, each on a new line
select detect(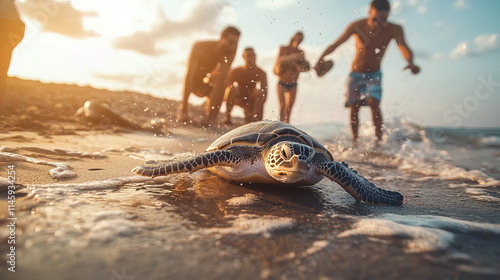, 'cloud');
408,0,419,6
450,41,468,59
453,0,469,9
474,34,498,52
113,29,165,56
434,21,444,28
390,0,428,15
112,0,227,56
391,1,403,13
450,34,498,59
416,5,427,14
16,0,98,38
255,0,295,10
